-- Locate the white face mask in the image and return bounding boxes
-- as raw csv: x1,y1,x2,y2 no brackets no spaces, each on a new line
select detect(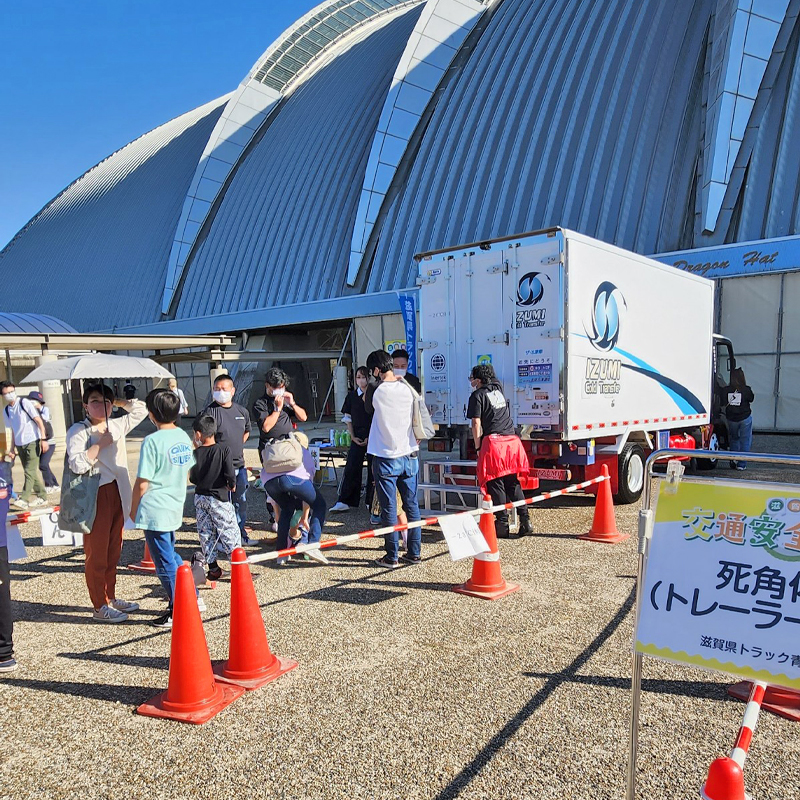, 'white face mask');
213,389,232,404
271,387,285,399
2,392,16,404
394,368,407,378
